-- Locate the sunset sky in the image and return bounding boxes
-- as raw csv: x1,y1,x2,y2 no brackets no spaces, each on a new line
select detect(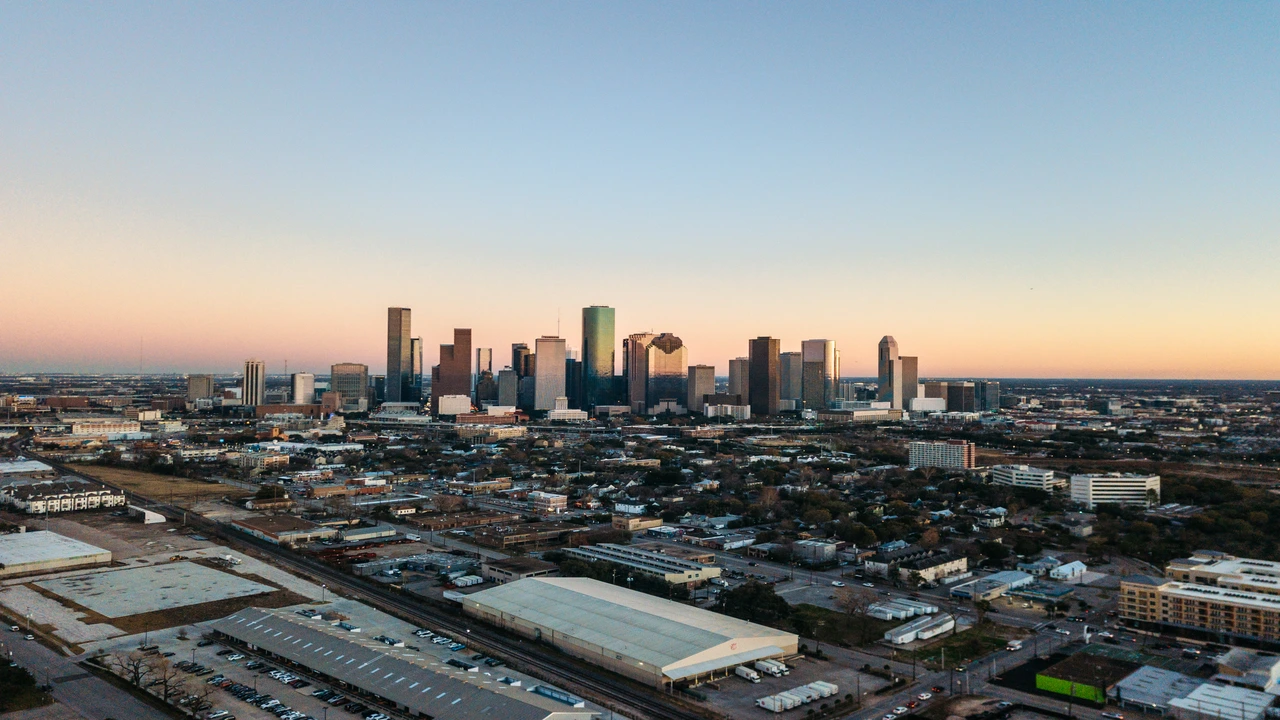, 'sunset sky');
2,4,1278,378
